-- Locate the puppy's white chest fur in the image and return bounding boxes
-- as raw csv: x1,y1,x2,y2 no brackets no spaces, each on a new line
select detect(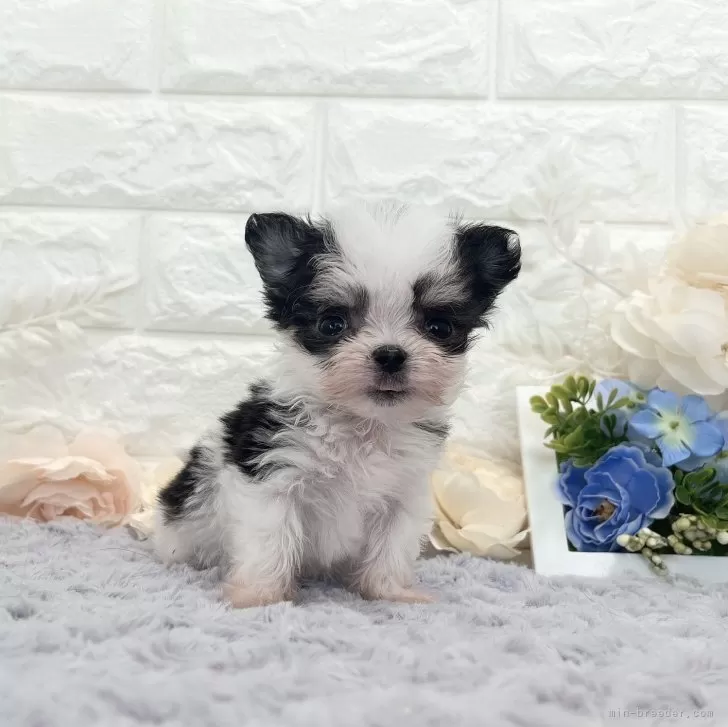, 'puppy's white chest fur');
266,409,441,573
